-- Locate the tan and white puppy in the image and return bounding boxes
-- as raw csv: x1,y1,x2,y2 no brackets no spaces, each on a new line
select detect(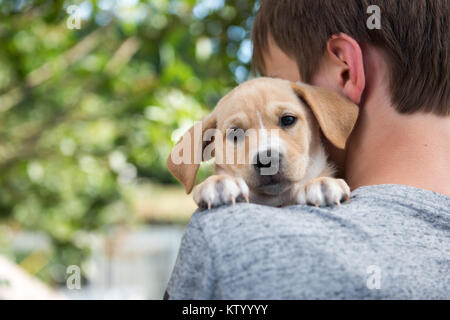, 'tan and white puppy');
167,78,358,209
